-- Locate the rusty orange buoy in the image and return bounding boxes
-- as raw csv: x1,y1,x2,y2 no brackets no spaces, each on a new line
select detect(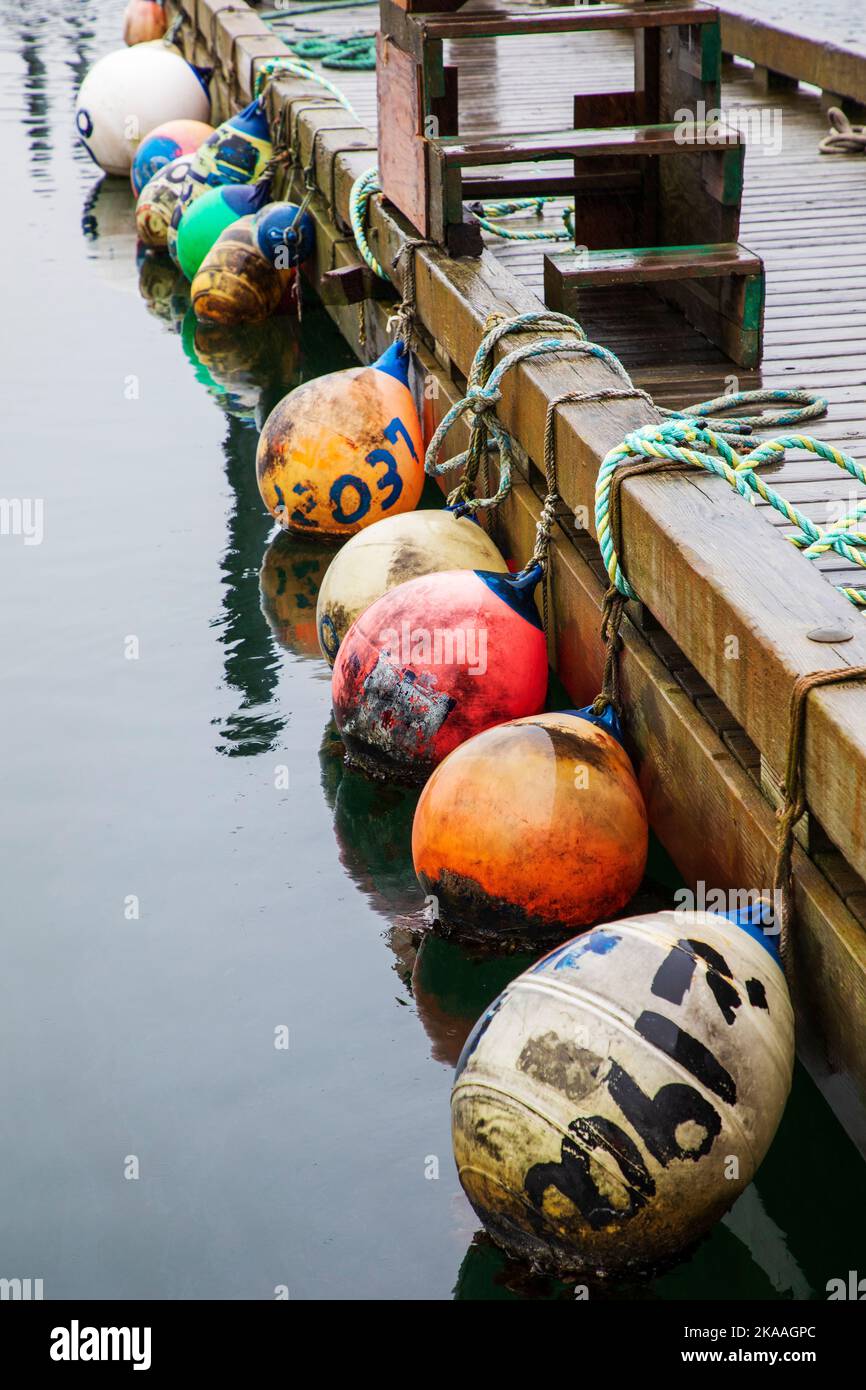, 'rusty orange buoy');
331,565,548,781
412,710,648,942
123,0,166,46
256,342,425,539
